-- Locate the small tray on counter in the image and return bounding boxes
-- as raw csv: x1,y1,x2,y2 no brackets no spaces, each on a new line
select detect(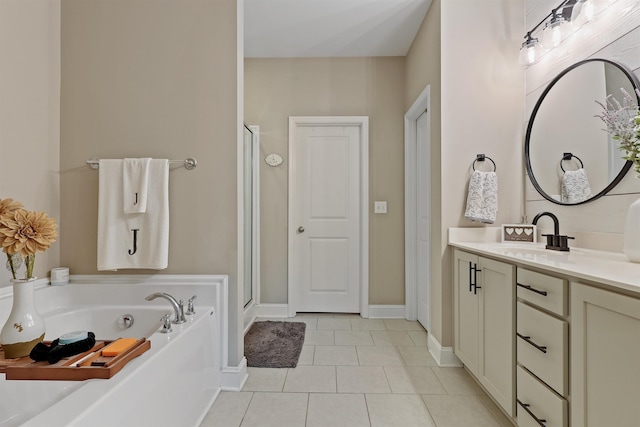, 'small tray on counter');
0,338,150,381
